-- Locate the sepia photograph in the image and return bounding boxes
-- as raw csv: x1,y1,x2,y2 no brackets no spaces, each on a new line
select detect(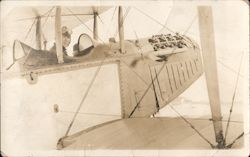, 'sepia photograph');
0,0,249,156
